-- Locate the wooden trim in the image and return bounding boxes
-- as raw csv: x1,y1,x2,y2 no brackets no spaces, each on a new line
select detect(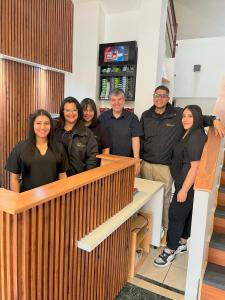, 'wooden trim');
0,0,73,72
214,217,225,234
218,191,225,206
0,155,135,299
208,247,225,267
0,156,136,214
201,283,225,300
194,128,222,191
